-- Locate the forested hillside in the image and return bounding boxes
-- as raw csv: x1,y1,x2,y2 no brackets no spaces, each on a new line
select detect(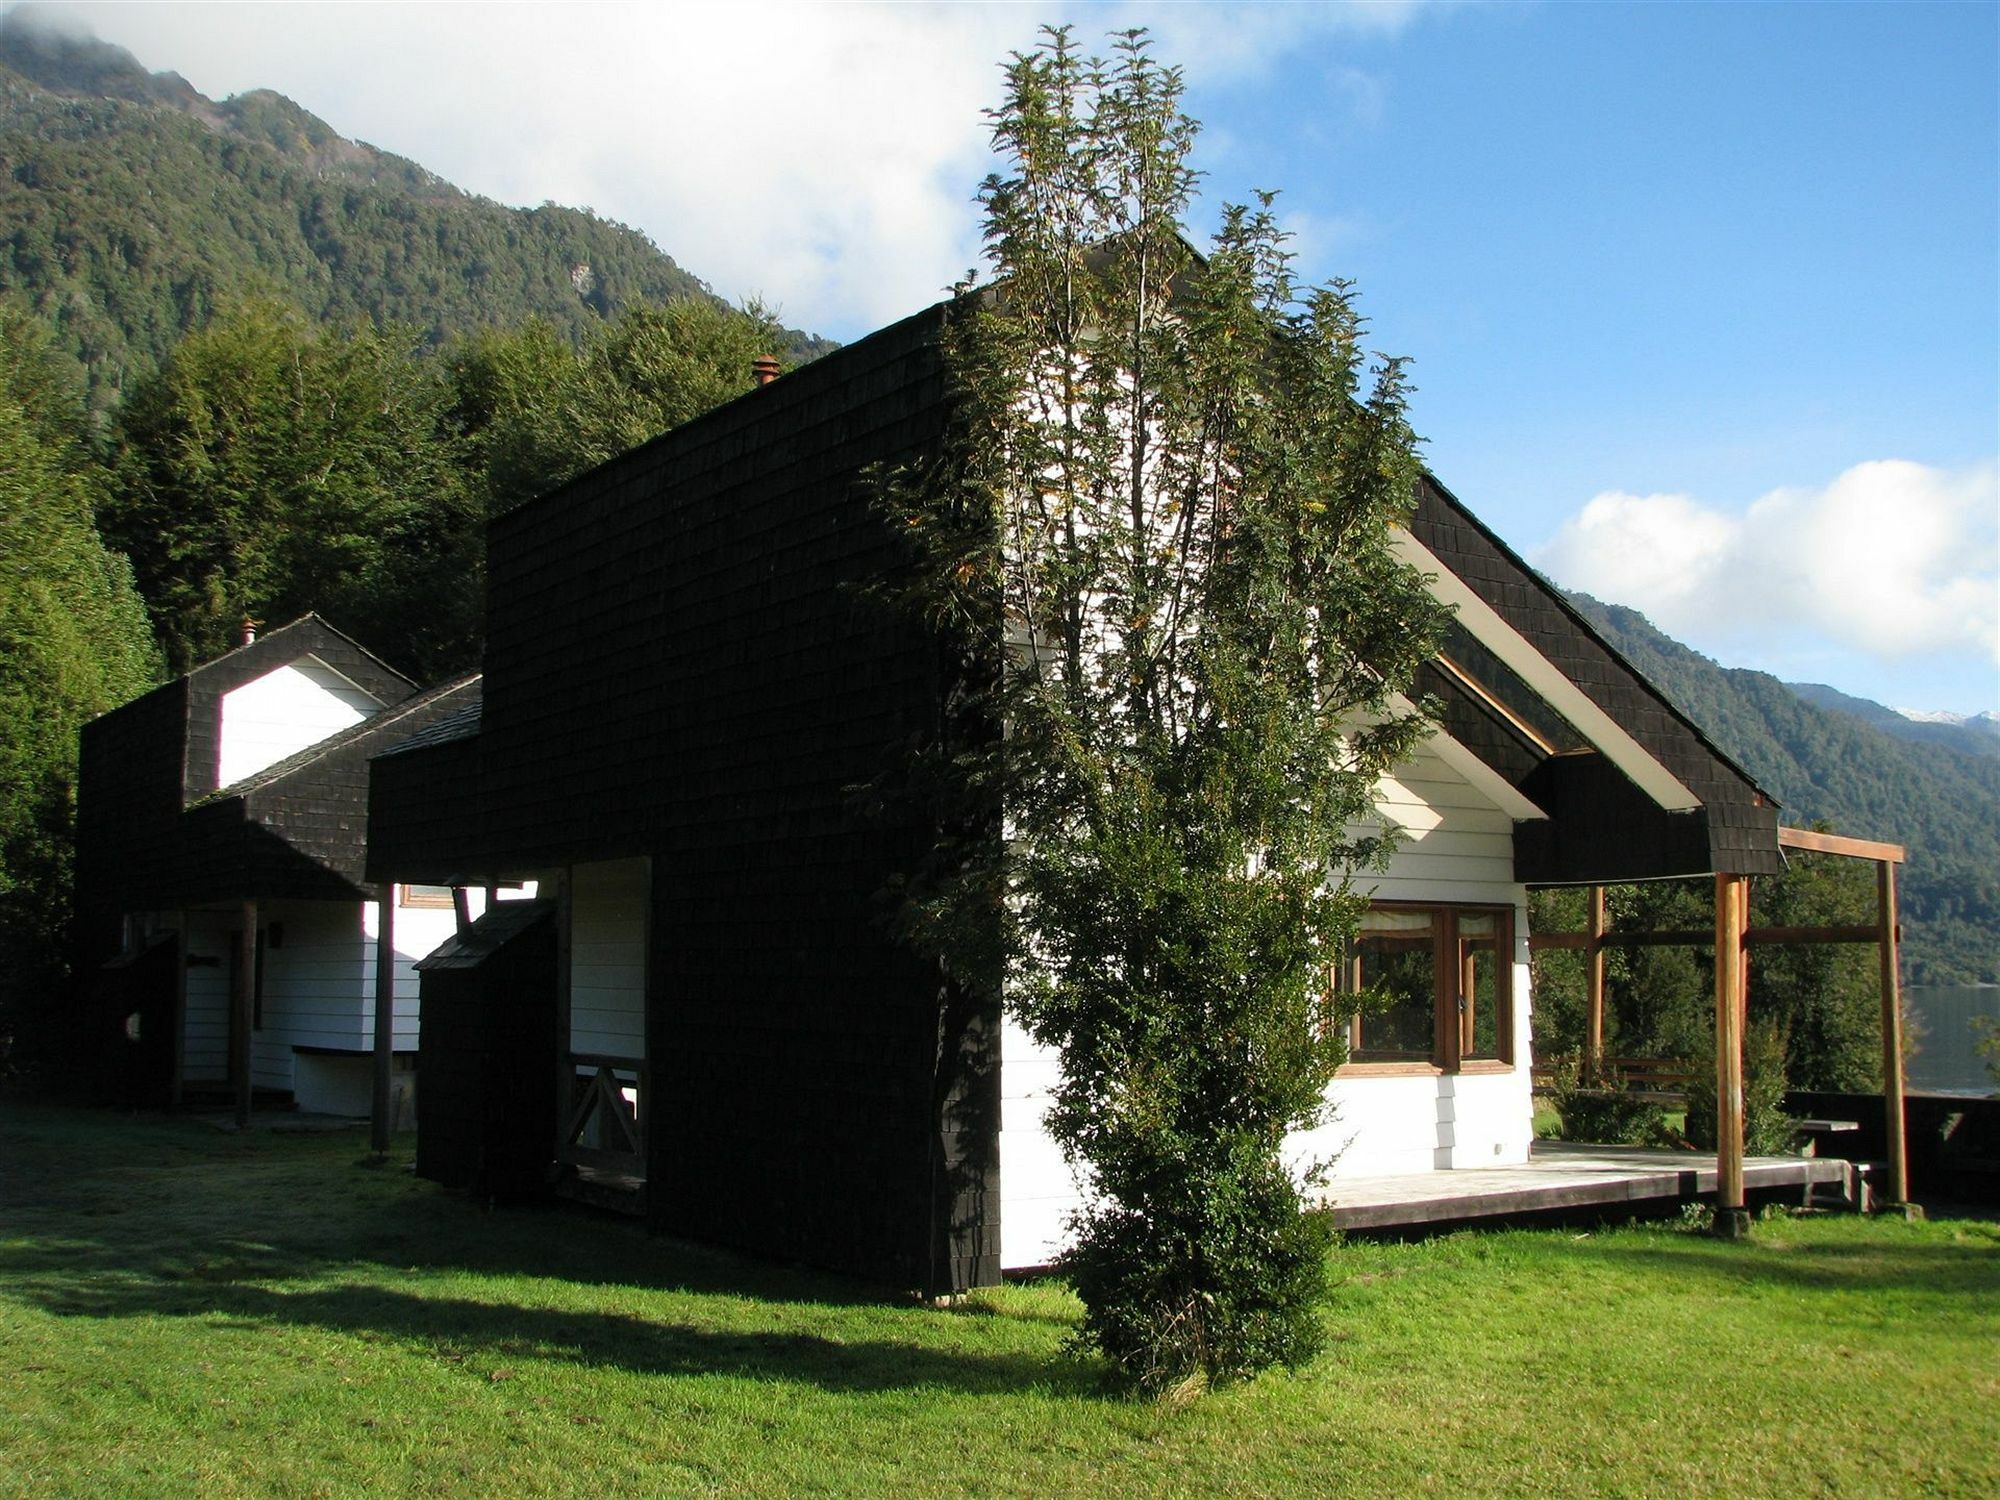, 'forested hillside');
0,12,830,415
1786,681,1998,760
1568,593,1999,985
